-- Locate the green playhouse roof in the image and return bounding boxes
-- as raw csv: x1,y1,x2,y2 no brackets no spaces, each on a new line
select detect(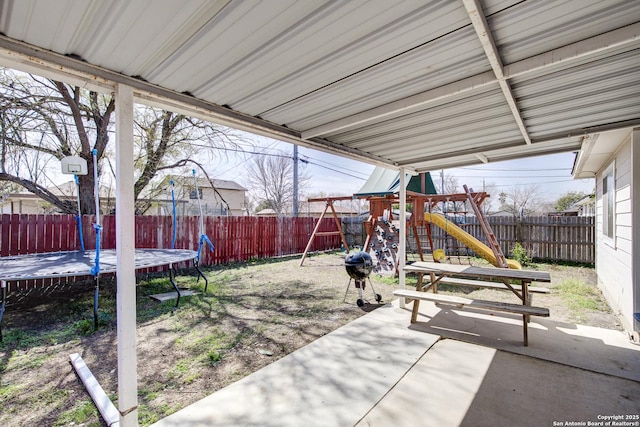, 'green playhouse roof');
355,167,437,197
